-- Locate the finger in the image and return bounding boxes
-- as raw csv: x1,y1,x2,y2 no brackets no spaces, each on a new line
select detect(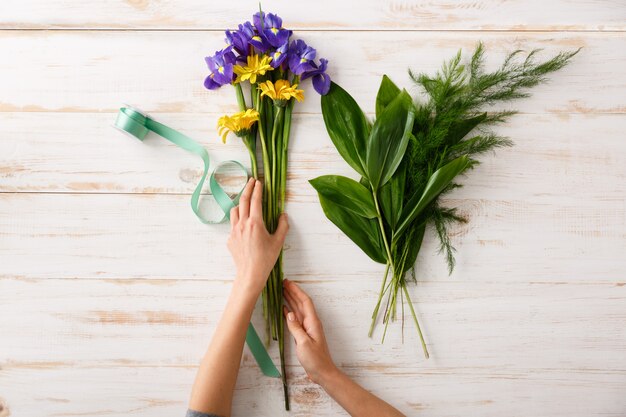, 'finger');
284,279,304,310
285,281,324,339
283,305,310,345
249,180,263,219
273,213,289,243
238,177,255,219
286,280,315,313
229,206,239,229
283,286,304,323
289,282,321,331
